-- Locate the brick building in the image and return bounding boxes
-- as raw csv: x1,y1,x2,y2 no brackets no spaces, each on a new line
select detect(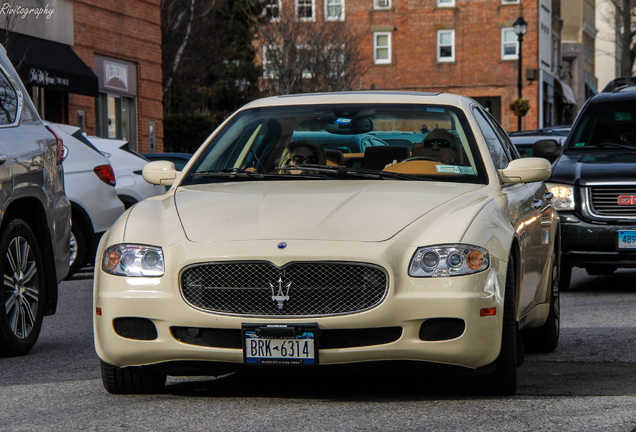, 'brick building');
1,0,163,152
261,0,578,131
